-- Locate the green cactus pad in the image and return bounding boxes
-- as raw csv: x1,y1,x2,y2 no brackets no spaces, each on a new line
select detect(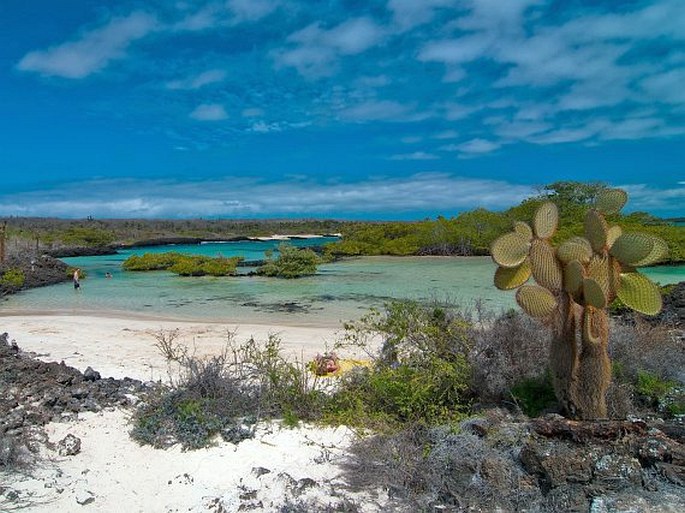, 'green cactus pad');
633,235,669,267
609,232,657,266
616,272,662,316
516,285,558,319
494,260,531,290
606,225,622,248
587,254,611,300
584,210,609,253
564,260,585,298
533,202,559,239
513,221,533,241
583,278,608,308
595,188,628,215
491,232,531,268
530,239,563,291
557,236,593,264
